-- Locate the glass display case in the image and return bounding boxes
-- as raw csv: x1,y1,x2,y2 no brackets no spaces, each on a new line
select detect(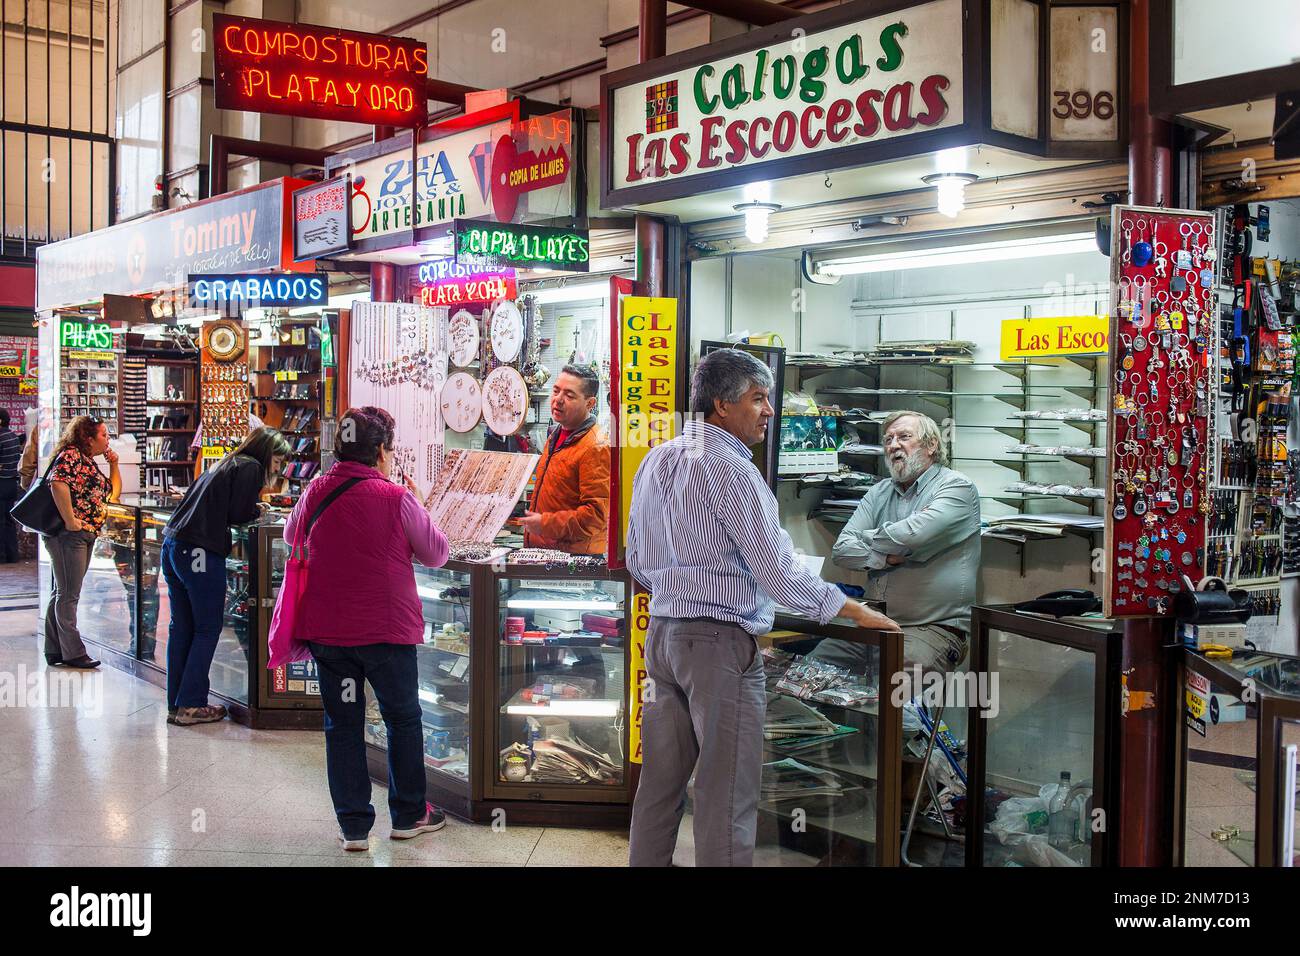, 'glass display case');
364,562,476,815
74,504,142,659
966,606,1122,868
1176,649,1300,867
491,566,629,807
670,611,903,866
